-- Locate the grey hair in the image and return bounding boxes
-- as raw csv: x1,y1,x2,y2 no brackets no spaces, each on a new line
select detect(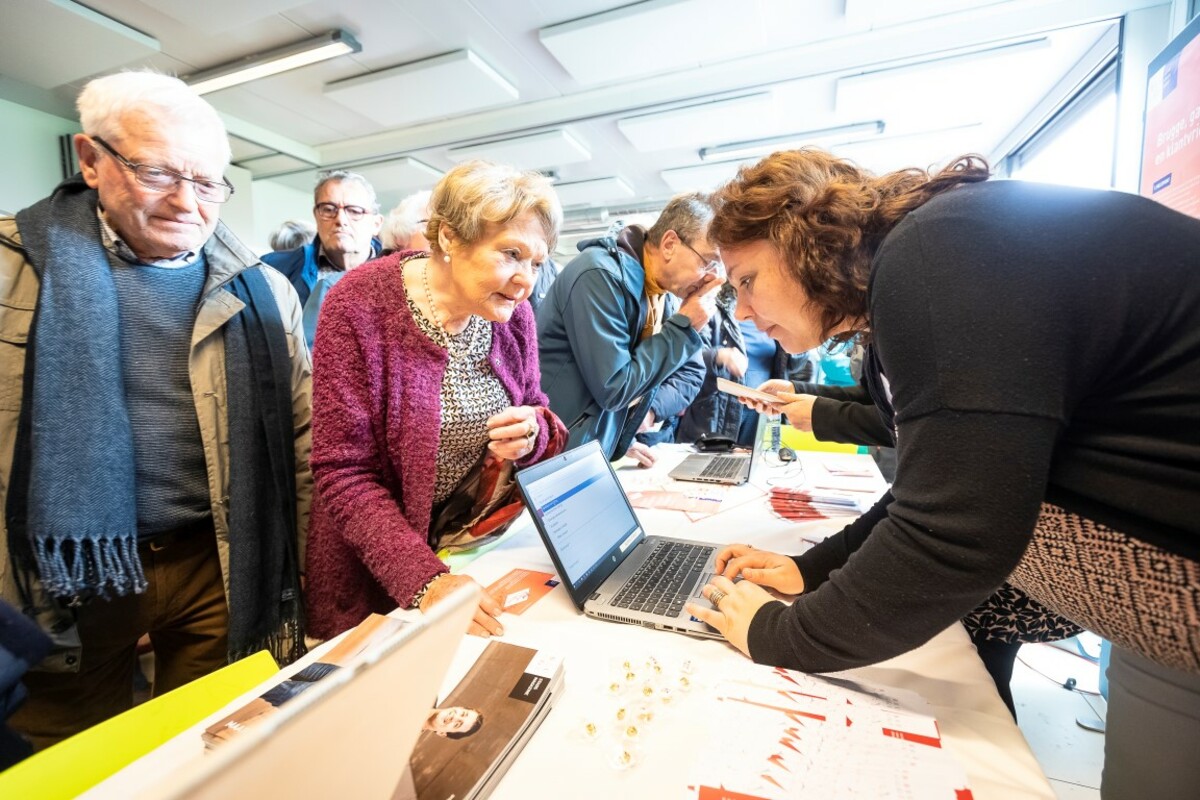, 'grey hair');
427,160,562,255
314,170,379,212
646,191,715,248
268,219,315,251
76,70,231,165
382,189,432,250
